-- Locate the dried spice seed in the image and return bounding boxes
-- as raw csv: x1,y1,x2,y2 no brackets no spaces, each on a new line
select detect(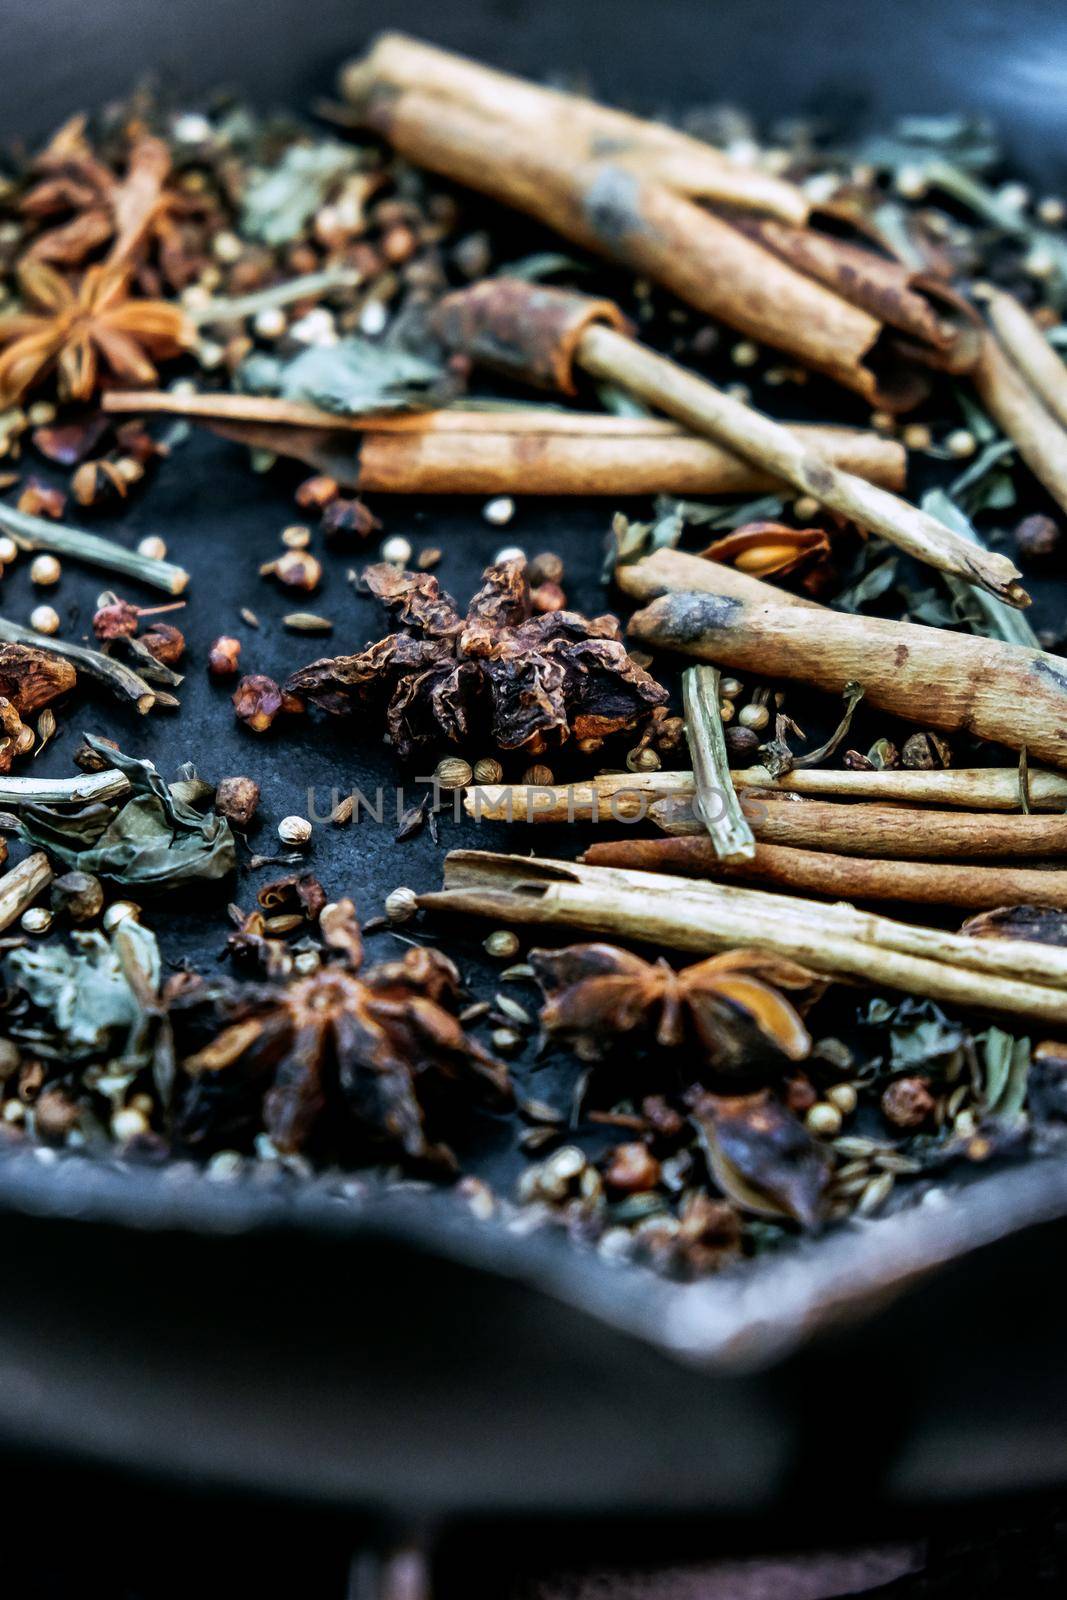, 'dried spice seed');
260,549,322,591
435,757,473,790
233,674,283,733
472,757,503,785
208,636,242,677
385,886,419,923
49,870,104,924
484,930,520,960
277,816,312,847
214,775,260,828
882,1076,936,1128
